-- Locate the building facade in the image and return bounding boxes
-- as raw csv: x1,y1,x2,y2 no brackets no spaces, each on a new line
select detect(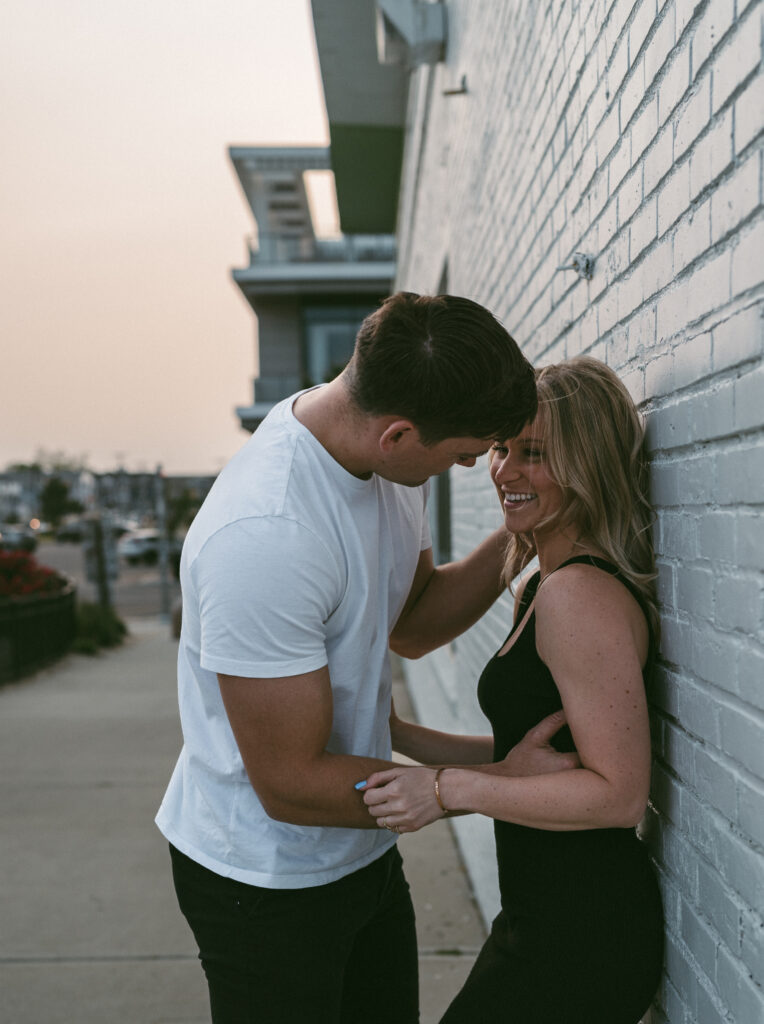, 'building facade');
229,146,395,431
311,1,764,1021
